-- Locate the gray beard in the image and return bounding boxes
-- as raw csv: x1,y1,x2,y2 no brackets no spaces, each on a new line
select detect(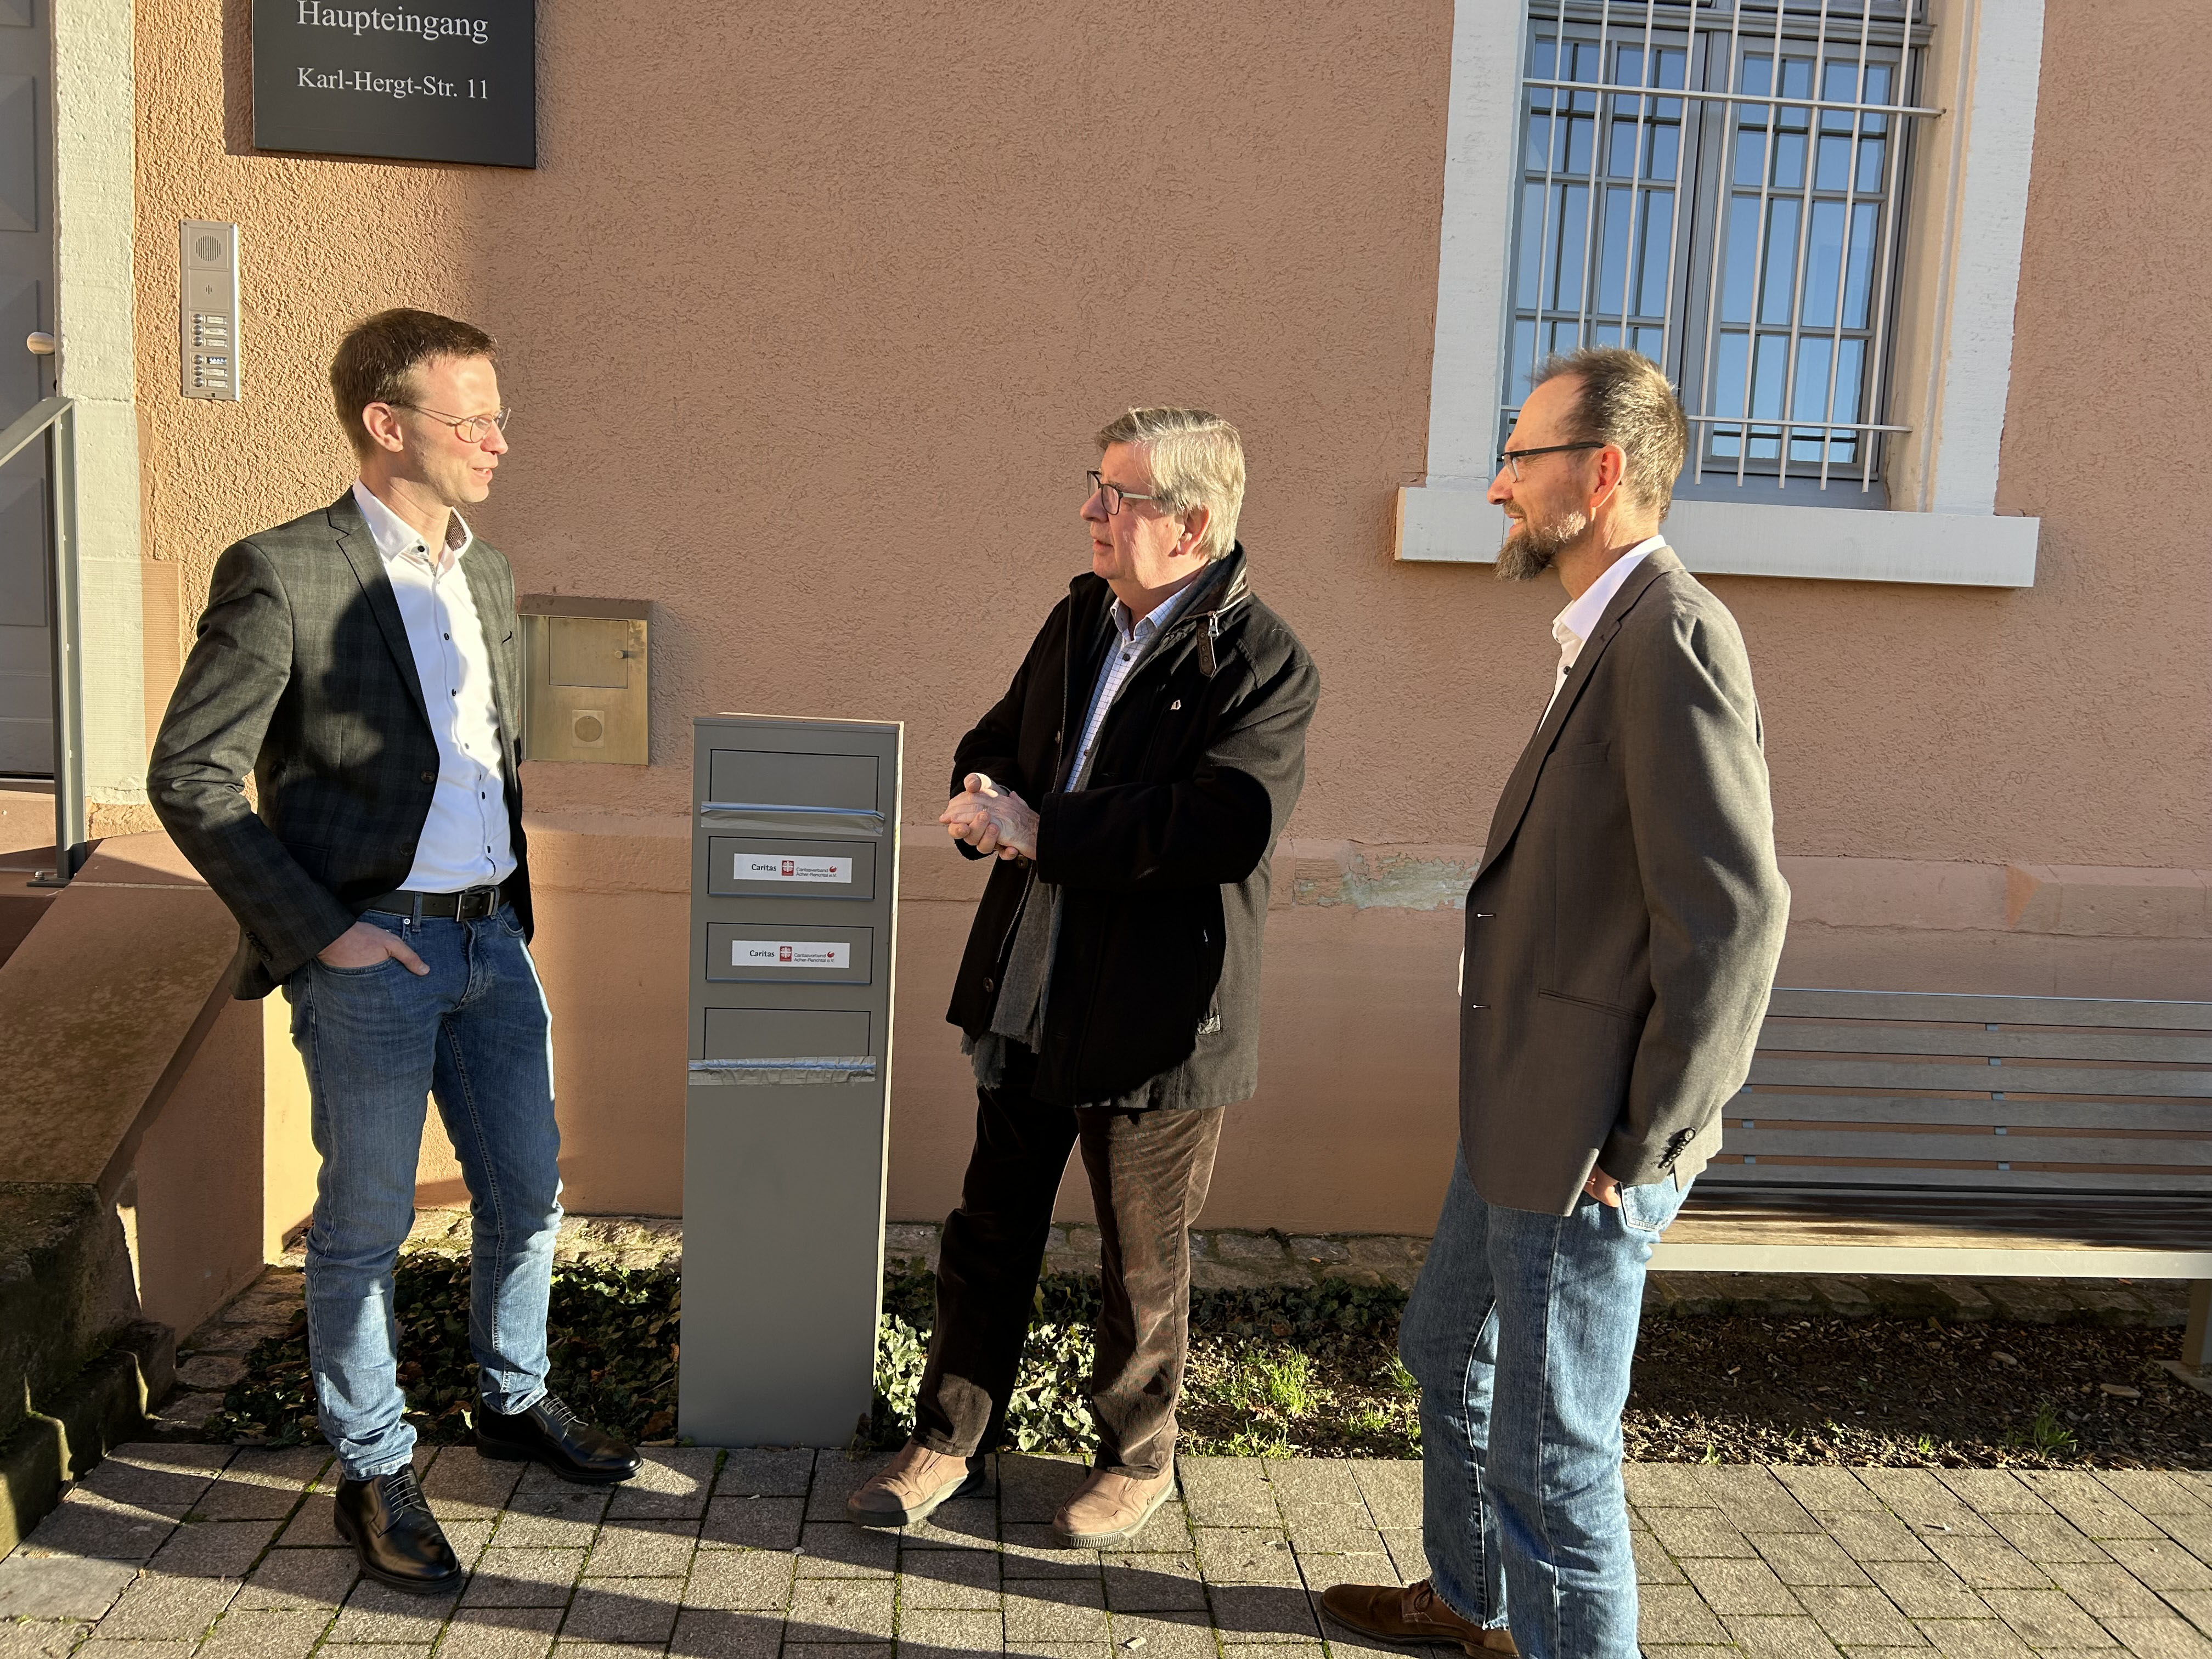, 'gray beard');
1495,509,1591,581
